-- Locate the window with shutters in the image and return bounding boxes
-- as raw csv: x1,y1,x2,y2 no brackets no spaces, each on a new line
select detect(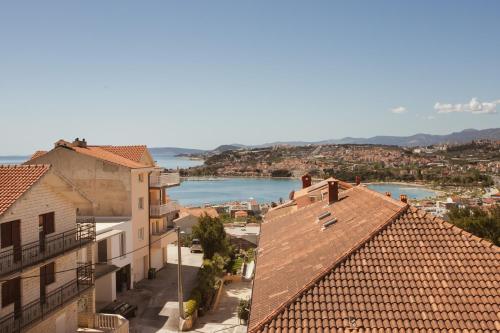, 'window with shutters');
39,212,55,235
98,240,108,263
1,277,20,307
41,262,55,285
1,221,13,248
